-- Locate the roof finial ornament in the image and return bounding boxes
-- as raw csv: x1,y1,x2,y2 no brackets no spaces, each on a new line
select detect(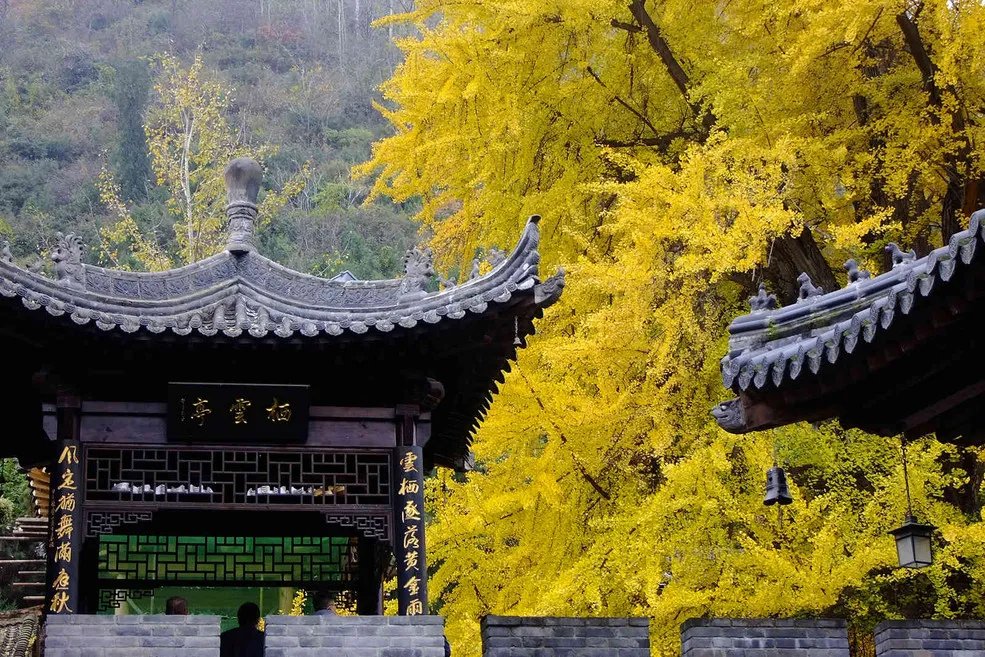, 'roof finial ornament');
224,157,262,255
886,242,916,268
796,272,823,302
398,246,437,299
0,240,12,264
711,398,747,432
50,232,86,289
487,247,506,267
749,283,777,312
844,258,870,284
469,247,507,281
